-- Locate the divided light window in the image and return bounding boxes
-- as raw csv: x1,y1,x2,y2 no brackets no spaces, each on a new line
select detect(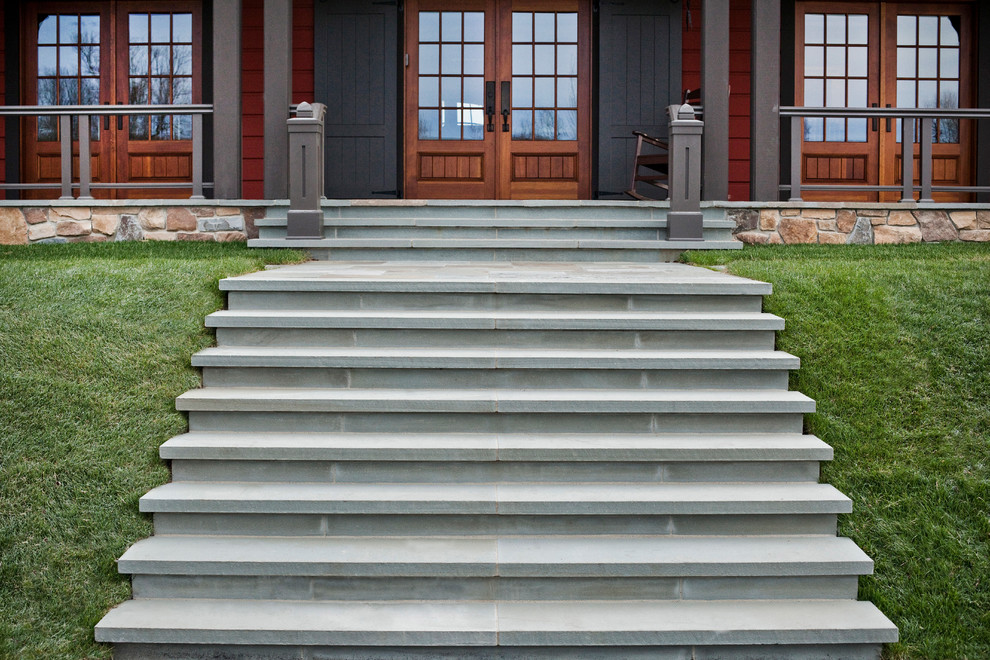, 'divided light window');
511,11,577,141
895,15,960,144
36,13,101,141
417,11,486,140
802,13,869,143
128,12,193,141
